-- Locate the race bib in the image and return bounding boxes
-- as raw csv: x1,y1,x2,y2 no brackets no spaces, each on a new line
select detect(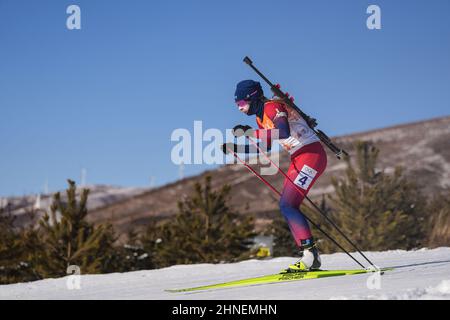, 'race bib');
293,164,318,190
